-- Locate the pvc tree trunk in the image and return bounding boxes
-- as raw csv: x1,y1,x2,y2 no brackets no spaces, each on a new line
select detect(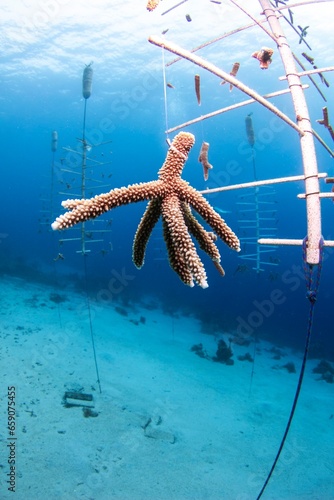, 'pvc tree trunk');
259,0,322,264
